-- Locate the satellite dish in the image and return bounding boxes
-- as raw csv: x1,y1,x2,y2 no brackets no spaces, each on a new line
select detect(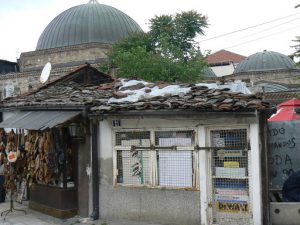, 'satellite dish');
40,62,51,84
